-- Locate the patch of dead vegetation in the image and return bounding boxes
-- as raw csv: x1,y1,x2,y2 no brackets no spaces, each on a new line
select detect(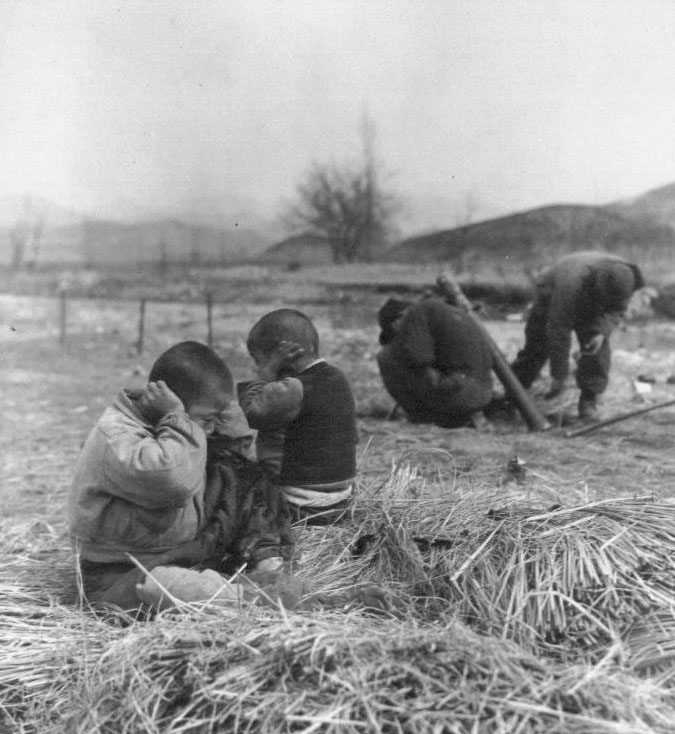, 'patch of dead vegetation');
3,294,675,731
4,478,675,732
